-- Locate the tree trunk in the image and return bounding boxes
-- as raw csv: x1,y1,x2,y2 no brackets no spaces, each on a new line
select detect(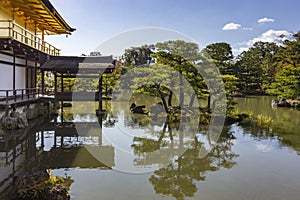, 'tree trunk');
189,93,196,108
159,91,169,113
179,71,184,108
168,90,173,107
